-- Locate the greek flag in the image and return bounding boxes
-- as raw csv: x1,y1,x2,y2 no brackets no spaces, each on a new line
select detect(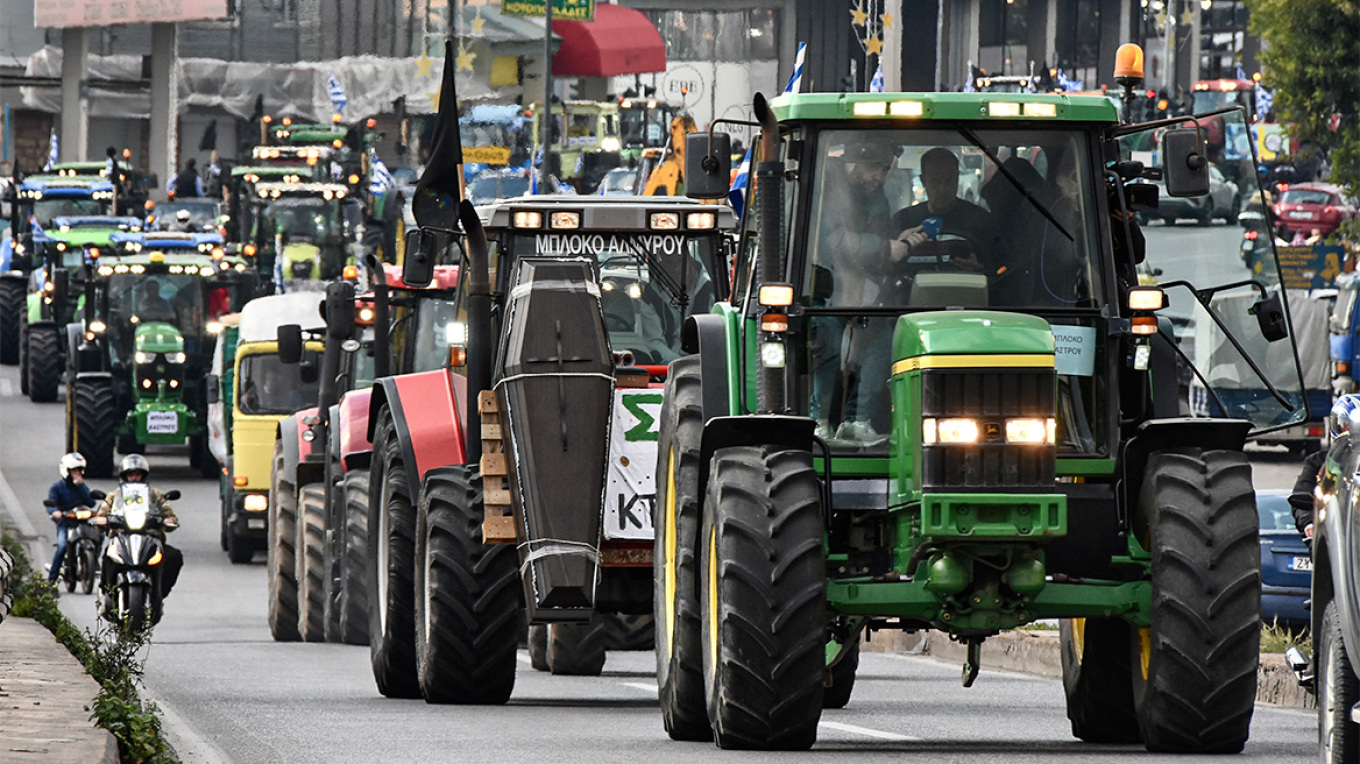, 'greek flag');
1235,63,1248,82
1055,68,1083,92
728,147,752,218
784,42,807,94
273,235,286,294
45,130,58,171
1256,87,1274,120
869,62,885,93
369,154,395,195
327,75,347,116
962,62,977,93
